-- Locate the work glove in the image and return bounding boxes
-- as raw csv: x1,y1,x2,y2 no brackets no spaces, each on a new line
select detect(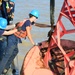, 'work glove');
15,22,21,31
15,22,20,27
17,27,22,31
31,22,35,25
